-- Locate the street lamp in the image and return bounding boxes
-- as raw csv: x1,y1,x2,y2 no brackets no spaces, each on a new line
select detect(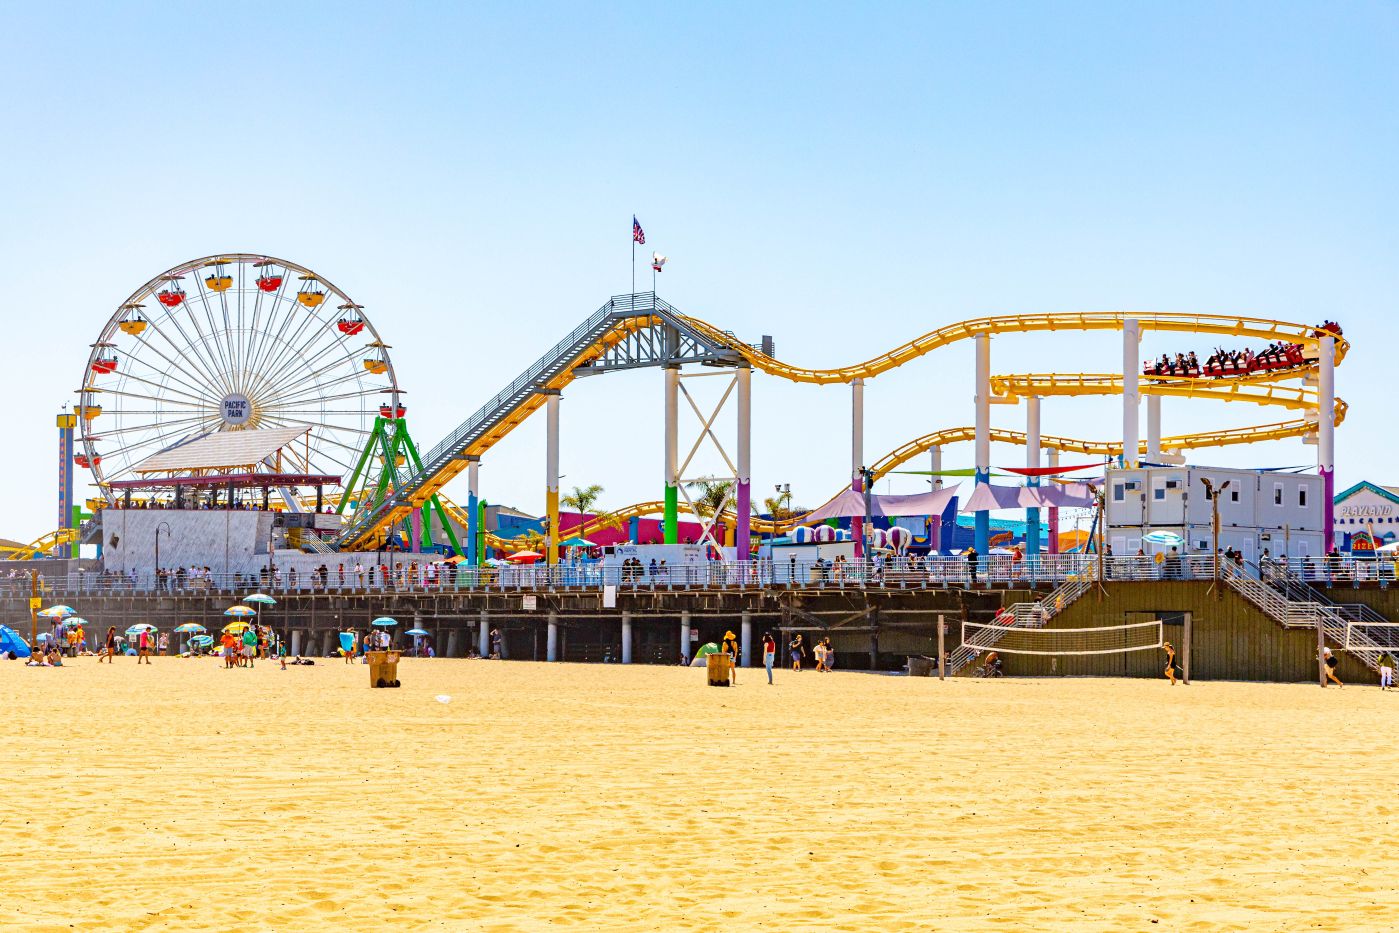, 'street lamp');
1201,477,1231,597
154,520,170,592
858,466,875,565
